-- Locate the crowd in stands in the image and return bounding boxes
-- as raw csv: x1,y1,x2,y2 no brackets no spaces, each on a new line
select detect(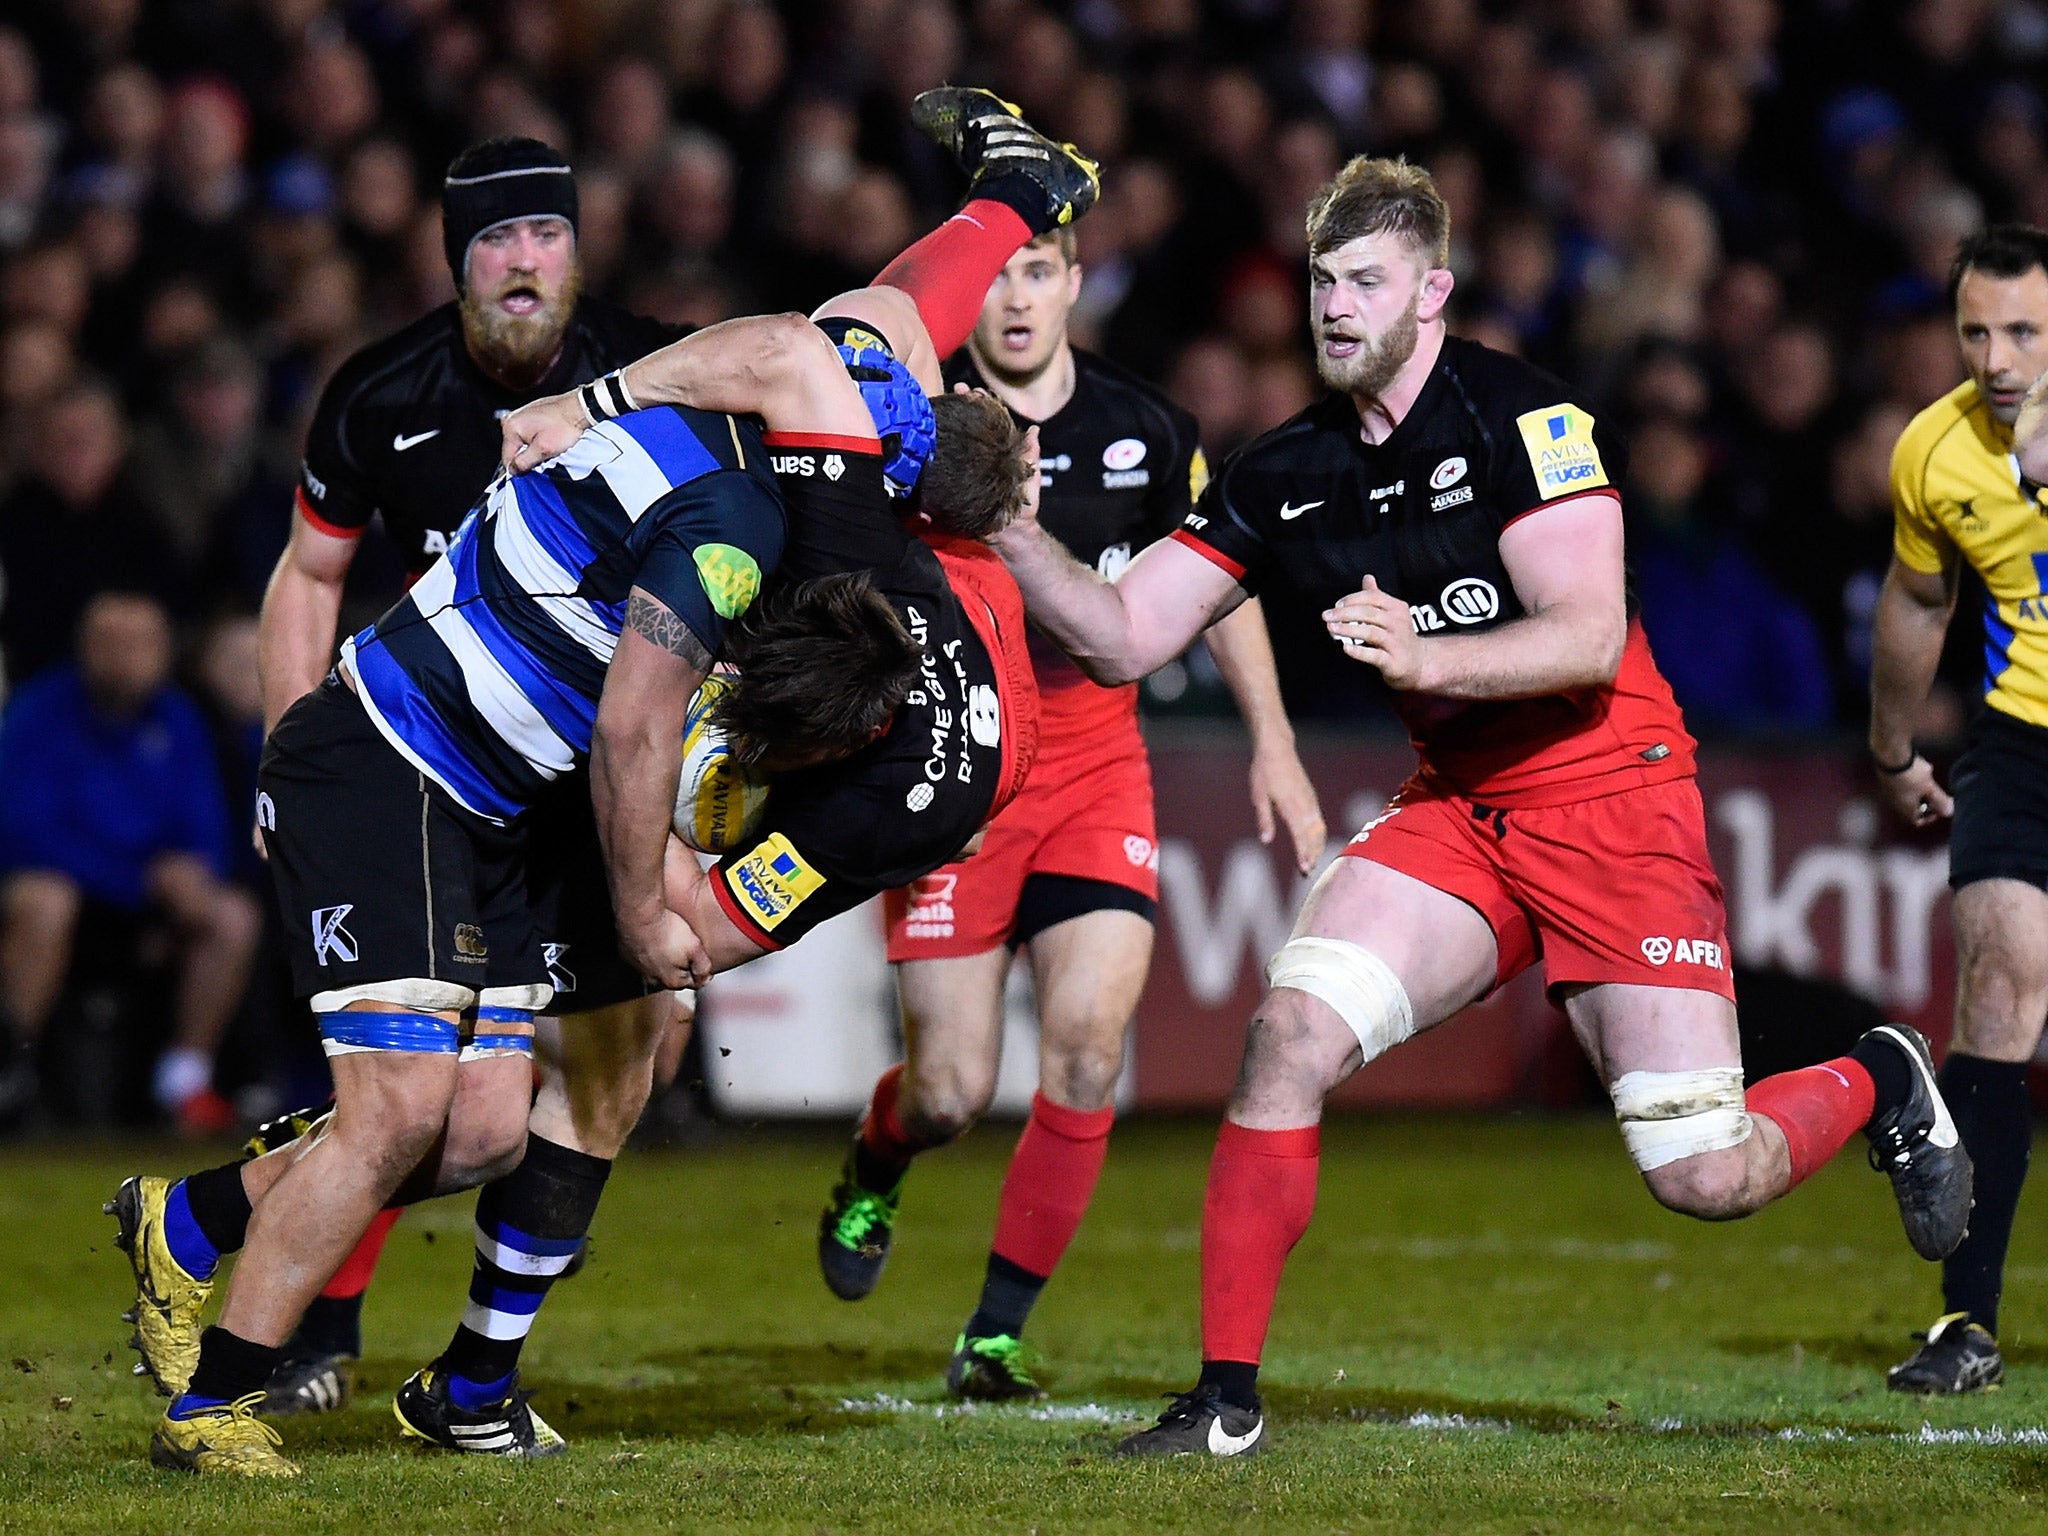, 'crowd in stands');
0,0,2042,1125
